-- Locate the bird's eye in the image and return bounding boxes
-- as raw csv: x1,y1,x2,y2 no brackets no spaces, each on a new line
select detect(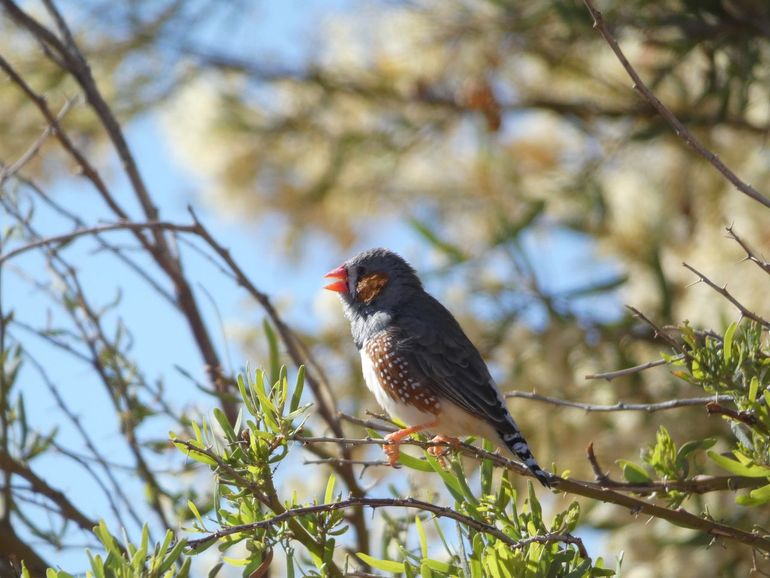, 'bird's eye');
356,265,365,277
